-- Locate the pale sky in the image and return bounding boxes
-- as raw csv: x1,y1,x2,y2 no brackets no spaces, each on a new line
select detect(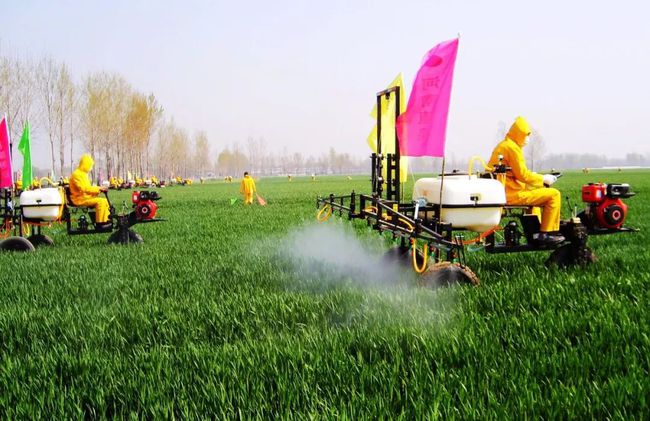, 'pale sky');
3,0,649,168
